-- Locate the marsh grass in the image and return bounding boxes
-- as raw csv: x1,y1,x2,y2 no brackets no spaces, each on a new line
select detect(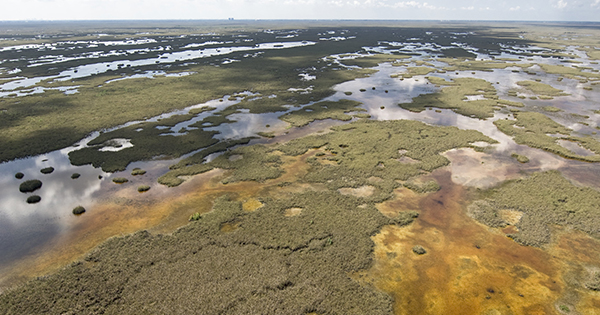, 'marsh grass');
0,191,417,314
400,77,507,119
494,112,600,162
472,171,600,246
511,153,530,163
279,99,366,127
516,80,569,97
